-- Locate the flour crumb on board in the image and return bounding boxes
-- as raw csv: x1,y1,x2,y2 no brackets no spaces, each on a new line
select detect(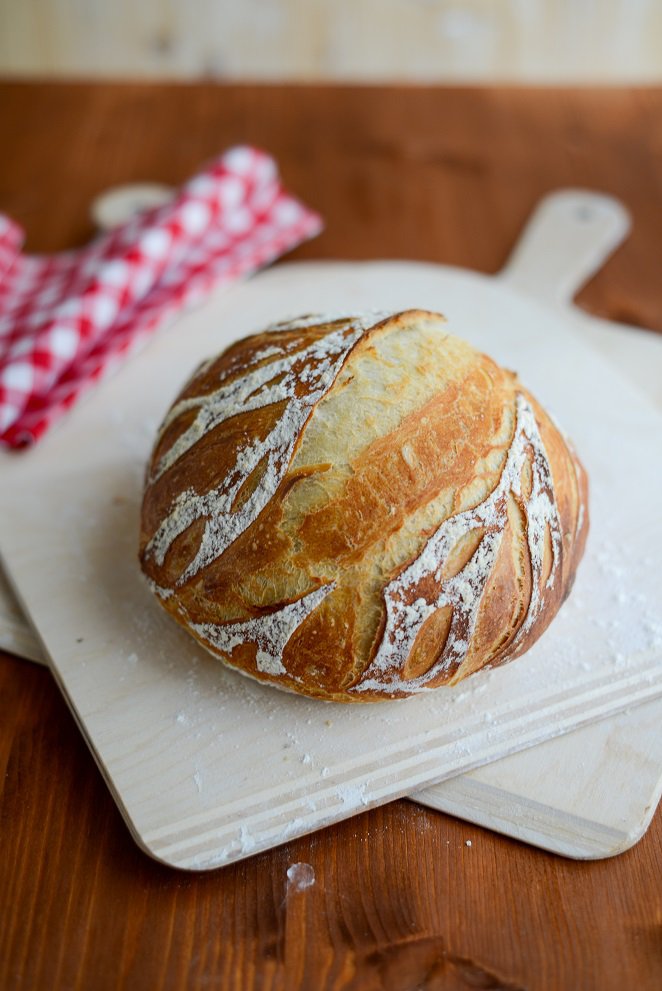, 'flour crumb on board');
336,783,368,808
465,840,472,847
175,711,189,726
193,770,203,793
239,825,256,854
286,862,315,891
